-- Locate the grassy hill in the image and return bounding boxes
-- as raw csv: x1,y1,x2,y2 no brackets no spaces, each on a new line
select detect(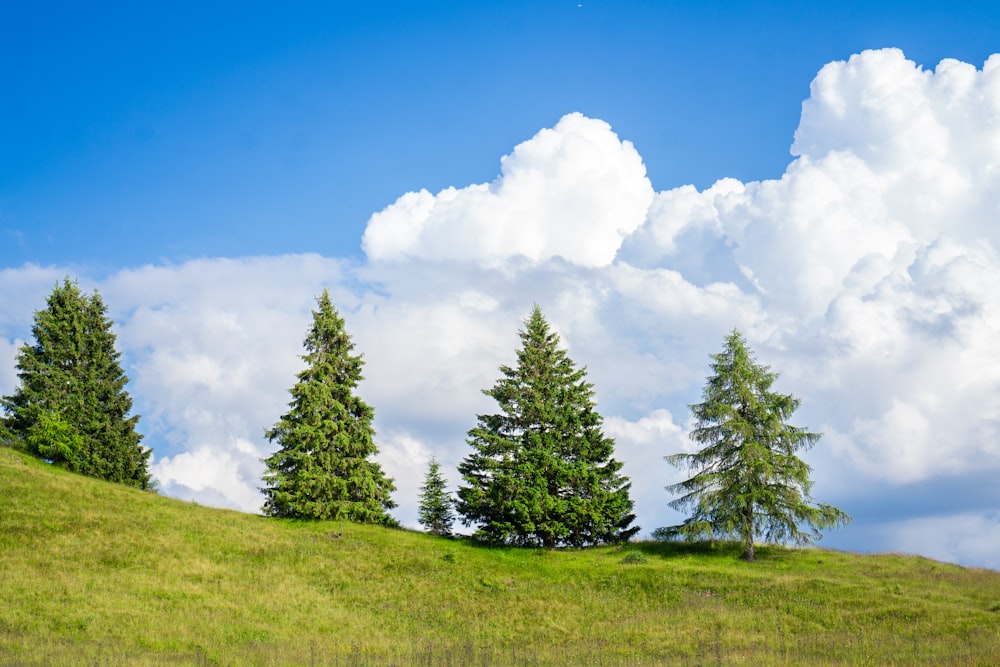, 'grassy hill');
1,447,997,666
